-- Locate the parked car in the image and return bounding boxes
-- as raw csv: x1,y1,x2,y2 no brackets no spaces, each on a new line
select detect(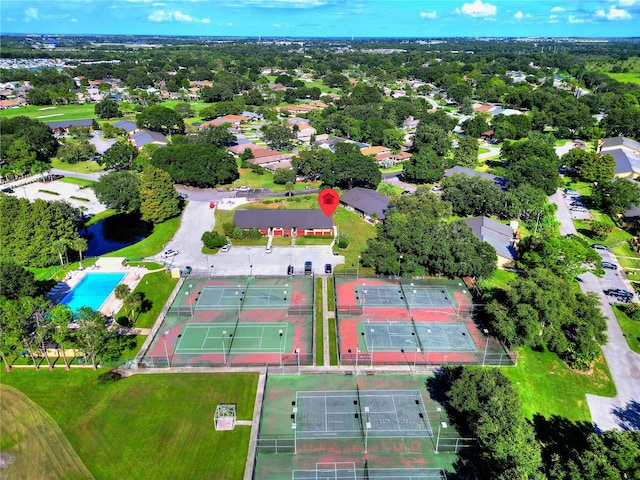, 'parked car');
220,243,231,253
601,261,618,270
1,187,14,194
592,244,609,251
161,249,179,258
287,265,294,275
430,184,443,192
324,263,332,274
304,261,312,275
265,246,272,253
237,185,250,192
604,288,634,299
